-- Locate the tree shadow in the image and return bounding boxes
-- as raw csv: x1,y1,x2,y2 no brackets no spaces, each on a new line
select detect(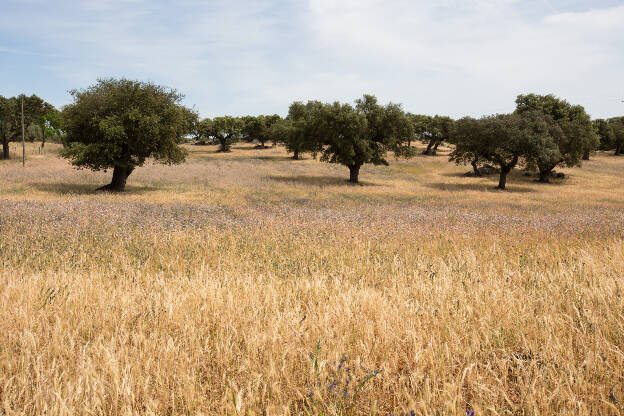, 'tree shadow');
29,182,161,195
253,155,297,161
189,148,294,162
424,182,536,193
440,171,499,178
268,175,382,187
